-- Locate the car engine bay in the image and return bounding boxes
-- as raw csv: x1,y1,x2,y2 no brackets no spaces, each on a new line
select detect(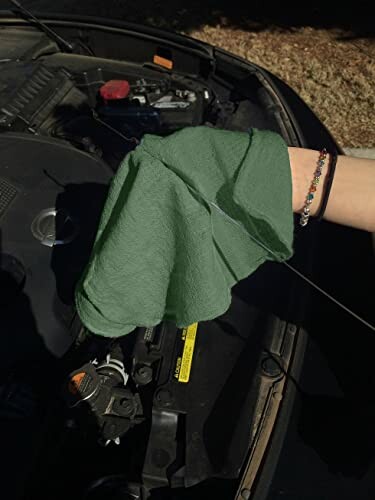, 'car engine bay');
0,23,305,500
0,46,287,352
